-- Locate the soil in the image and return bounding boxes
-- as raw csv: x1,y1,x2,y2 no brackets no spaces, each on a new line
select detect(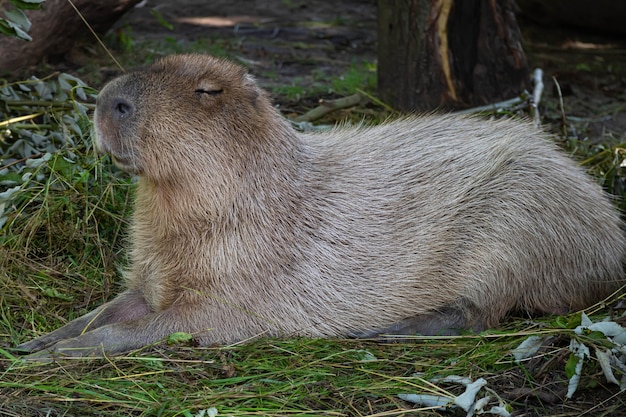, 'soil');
101,0,378,118
101,0,626,146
